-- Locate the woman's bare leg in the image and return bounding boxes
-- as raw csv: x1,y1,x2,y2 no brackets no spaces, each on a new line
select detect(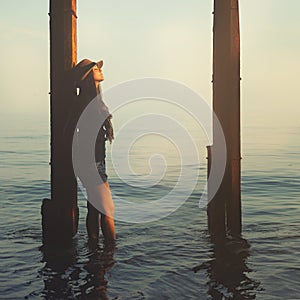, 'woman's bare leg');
86,182,116,241
99,182,116,242
86,202,100,240
101,213,116,242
